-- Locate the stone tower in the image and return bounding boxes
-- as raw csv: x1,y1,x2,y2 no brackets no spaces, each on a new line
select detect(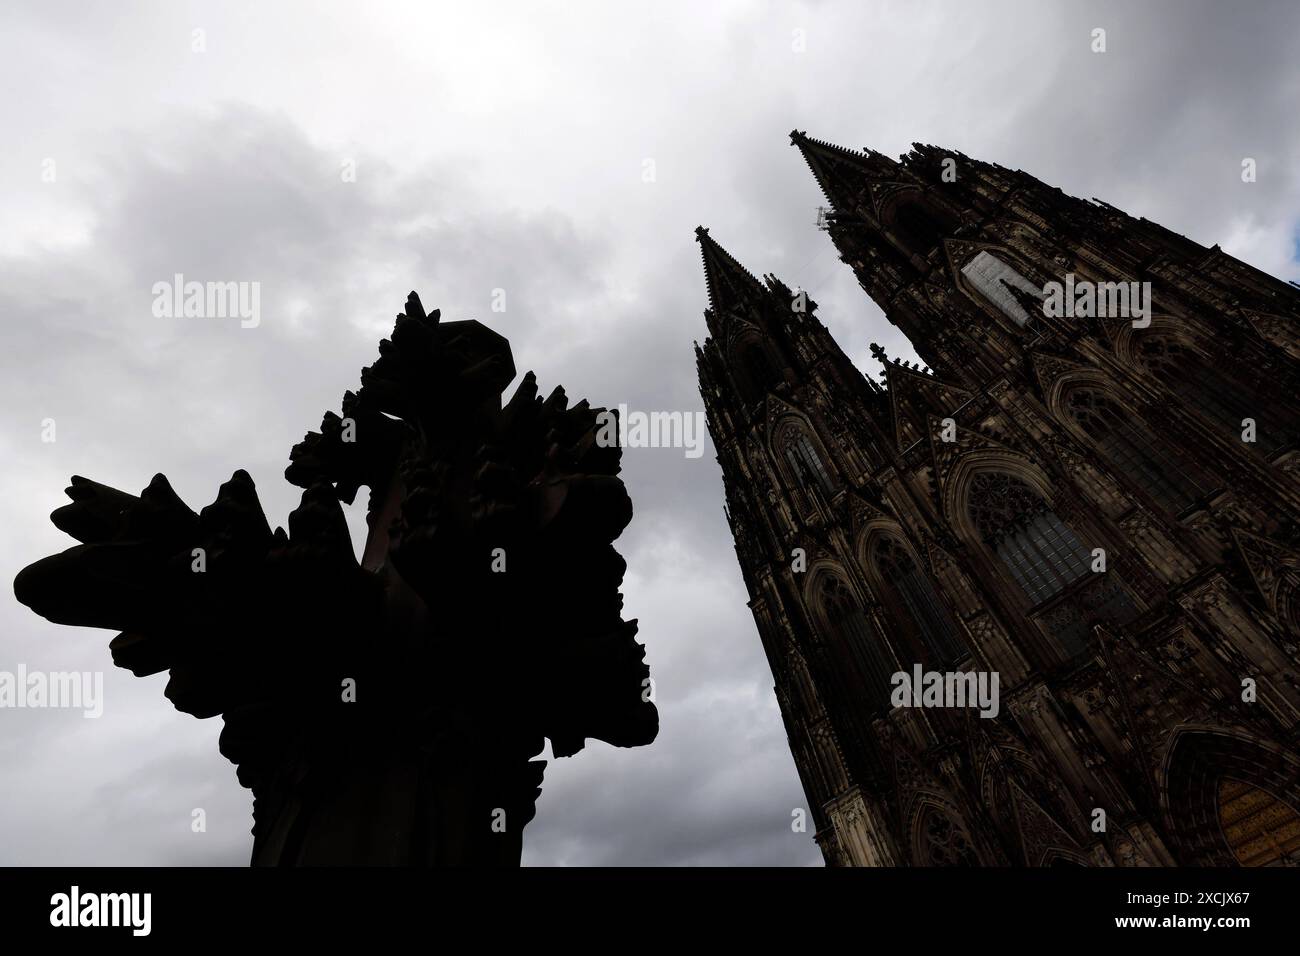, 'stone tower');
694,132,1300,866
